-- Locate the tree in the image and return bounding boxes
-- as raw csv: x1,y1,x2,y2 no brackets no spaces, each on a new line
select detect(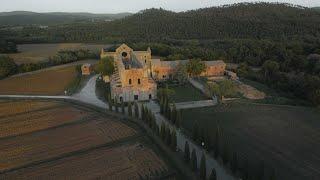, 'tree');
174,63,188,84
184,141,190,162
192,122,199,142
96,56,115,76
206,79,237,100
165,127,171,146
115,100,119,112
121,101,125,114
171,129,177,151
134,102,139,119
108,96,113,111
209,168,217,180
0,56,17,78
231,152,238,174
186,58,206,77
176,110,182,128
200,153,207,180
160,123,166,140
262,60,279,80
171,103,177,124
128,101,133,117
191,149,198,171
